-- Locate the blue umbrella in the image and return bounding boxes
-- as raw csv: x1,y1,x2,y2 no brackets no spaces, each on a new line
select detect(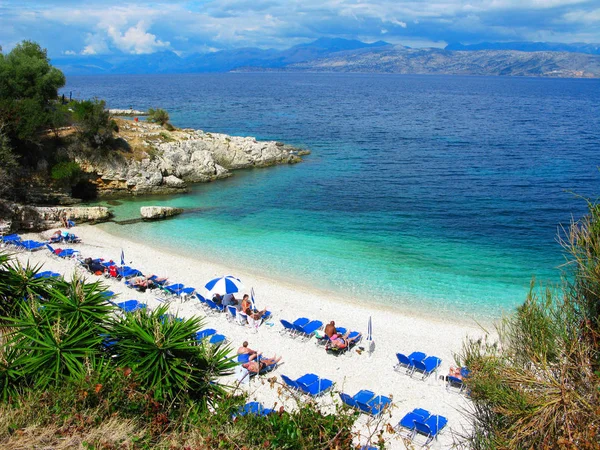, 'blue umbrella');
367,316,372,341
205,275,244,296
251,287,257,310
